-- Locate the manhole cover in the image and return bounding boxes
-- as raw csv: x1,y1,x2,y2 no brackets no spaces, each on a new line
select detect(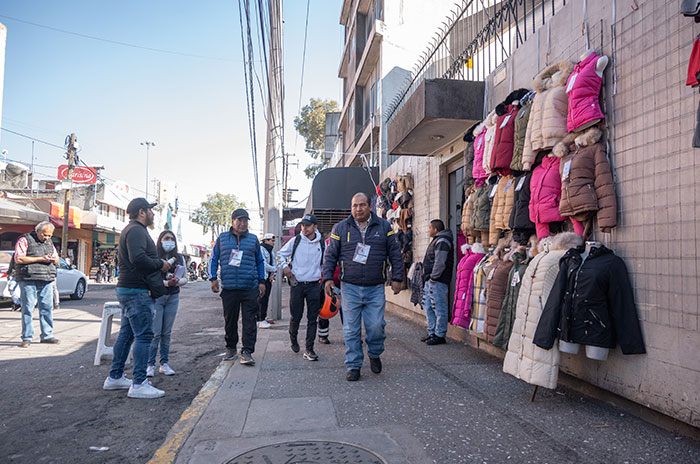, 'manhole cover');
225,440,387,464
